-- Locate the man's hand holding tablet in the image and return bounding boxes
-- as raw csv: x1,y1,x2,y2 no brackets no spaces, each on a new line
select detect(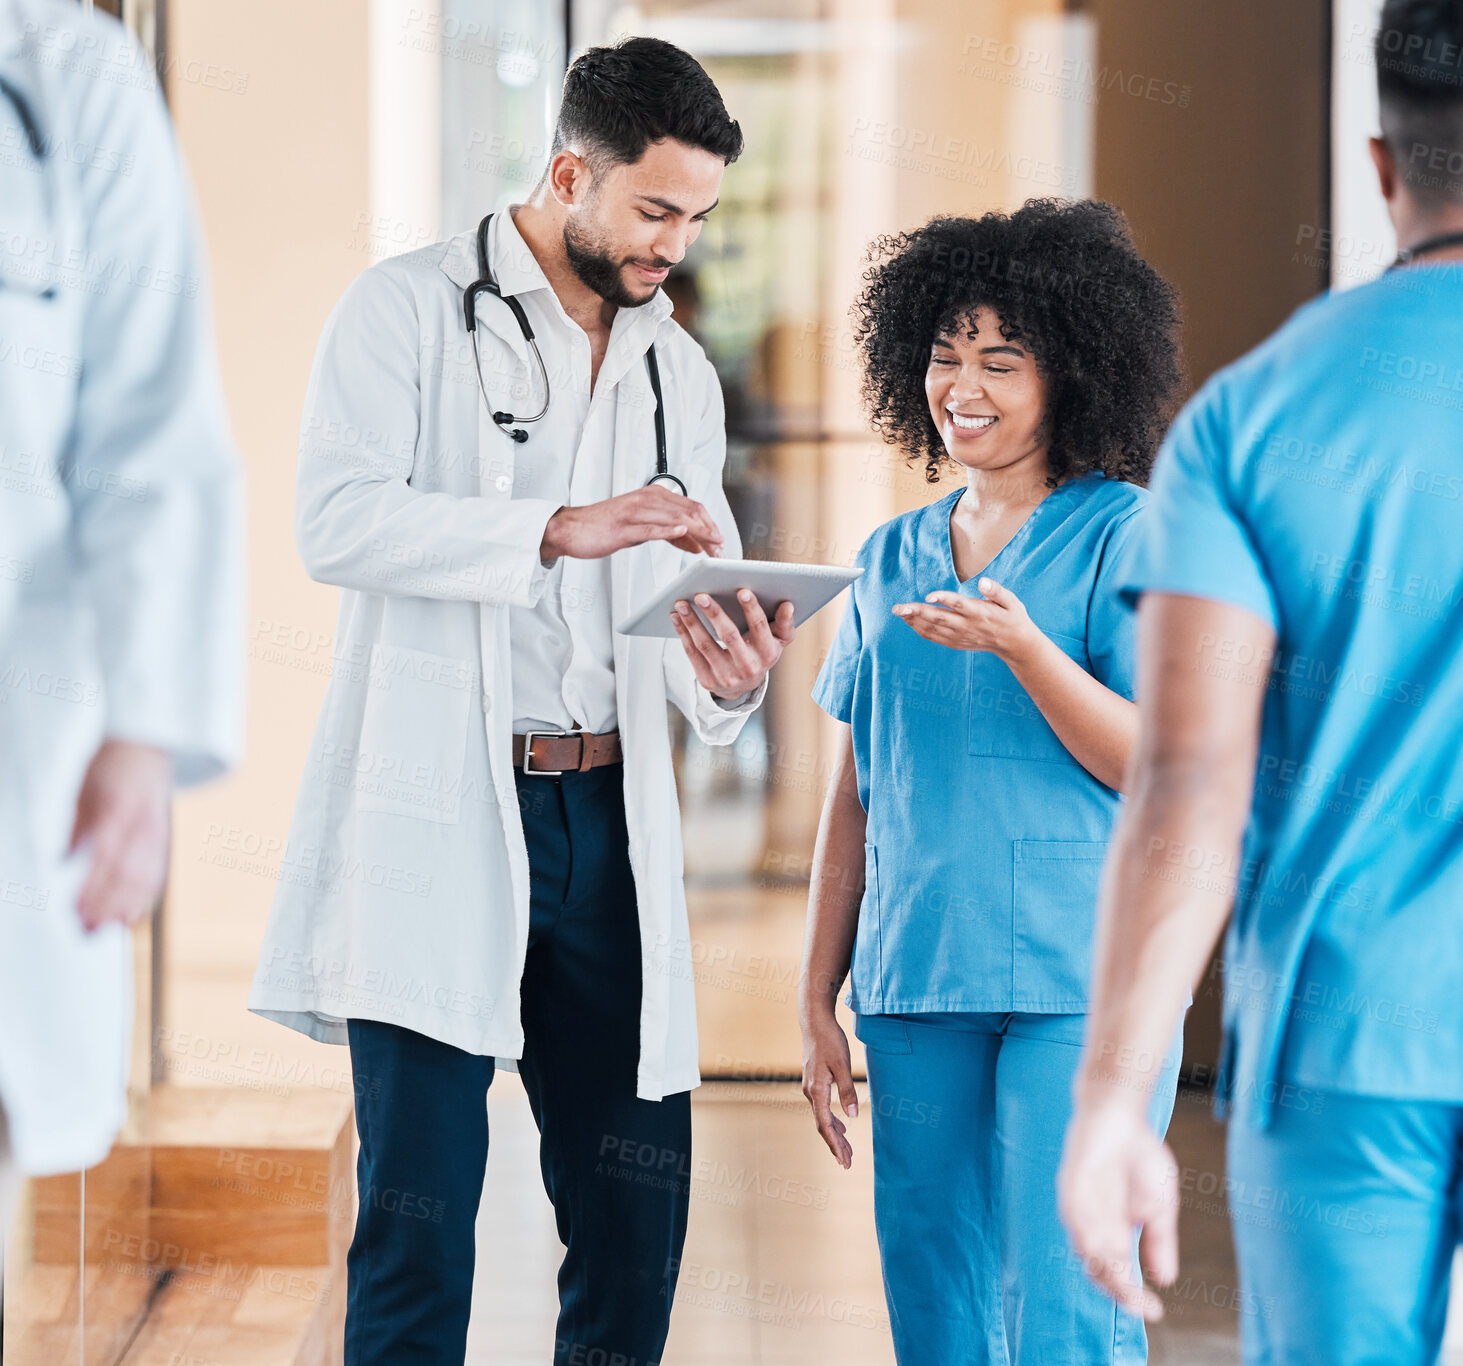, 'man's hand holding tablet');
620,554,863,697
538,487,858,702
537,486,795,698
670,589,796,701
